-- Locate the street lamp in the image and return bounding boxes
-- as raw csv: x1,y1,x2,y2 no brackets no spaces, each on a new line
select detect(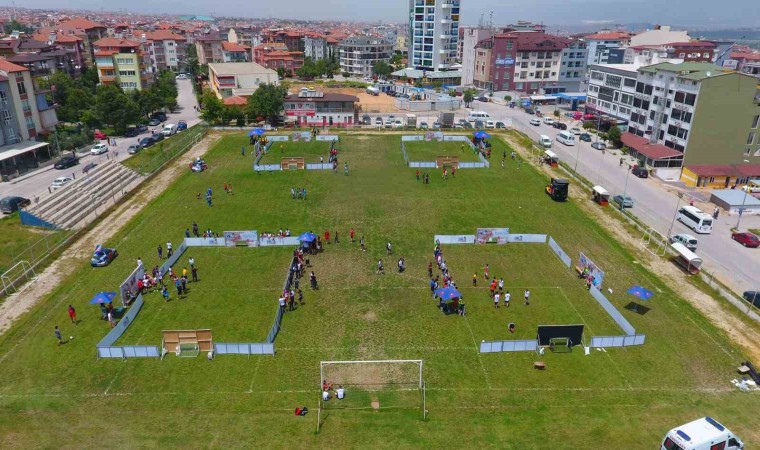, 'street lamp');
620,163,632,211
735,160,752,230
667,192,684,237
